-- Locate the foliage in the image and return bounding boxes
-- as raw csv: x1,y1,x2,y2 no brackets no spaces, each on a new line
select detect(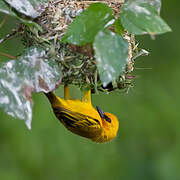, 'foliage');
0,47,61,128
0,0,171,127
120,0,171,35
93,30,128,86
